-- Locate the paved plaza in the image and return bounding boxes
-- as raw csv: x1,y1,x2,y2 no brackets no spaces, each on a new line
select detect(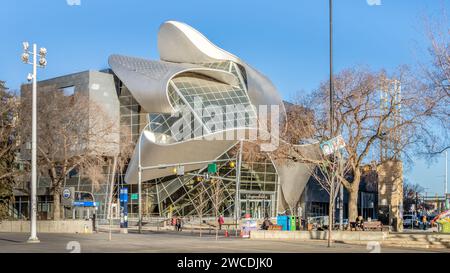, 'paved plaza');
0,231,448,253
